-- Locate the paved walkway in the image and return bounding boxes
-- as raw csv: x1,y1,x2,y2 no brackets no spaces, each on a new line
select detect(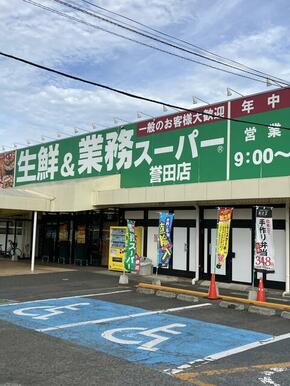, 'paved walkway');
0,258,76,276
0,258,288,302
